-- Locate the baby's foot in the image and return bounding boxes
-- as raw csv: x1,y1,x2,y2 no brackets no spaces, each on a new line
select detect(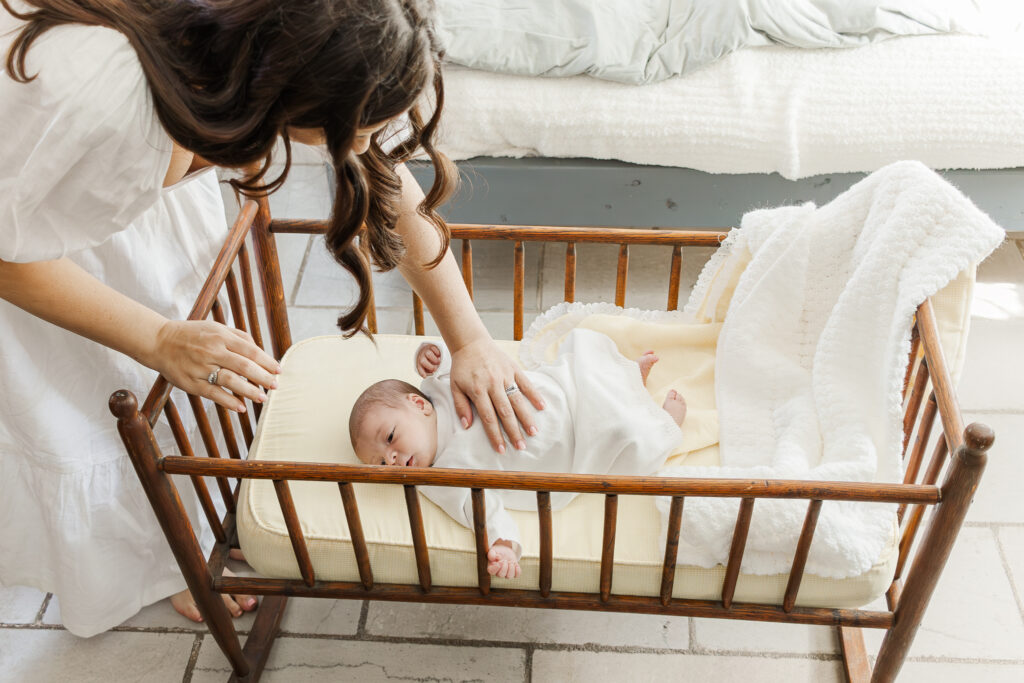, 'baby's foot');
637,351,659,386
662,389,687,425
